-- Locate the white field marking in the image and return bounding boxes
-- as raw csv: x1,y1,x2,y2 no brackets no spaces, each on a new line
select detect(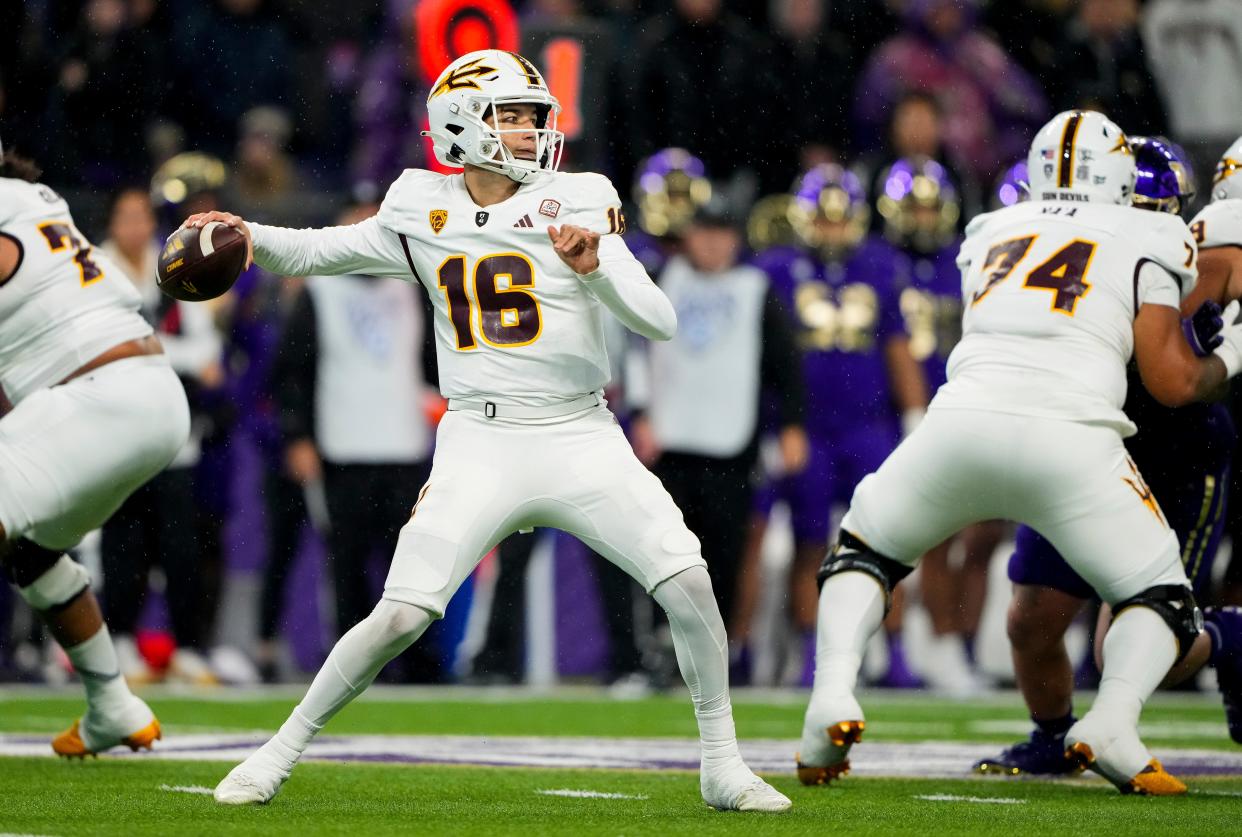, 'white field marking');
1192,790,1242,798
159,784,215,796
1,734,1239,780
536,789,649,800
915,794,1027,805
